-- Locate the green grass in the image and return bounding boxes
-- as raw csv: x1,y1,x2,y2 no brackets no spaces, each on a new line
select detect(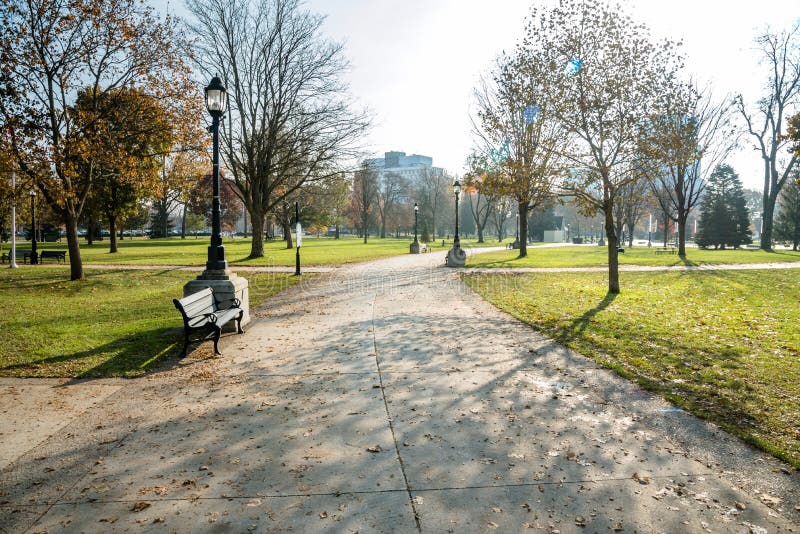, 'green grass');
6,236,509,267
0,267,302,378
464,269,800,466
470,245,800,268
